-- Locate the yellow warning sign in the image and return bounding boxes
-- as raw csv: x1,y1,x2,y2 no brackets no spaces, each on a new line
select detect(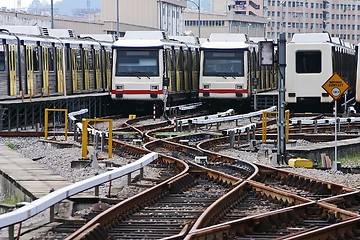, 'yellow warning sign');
322,72,349,100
